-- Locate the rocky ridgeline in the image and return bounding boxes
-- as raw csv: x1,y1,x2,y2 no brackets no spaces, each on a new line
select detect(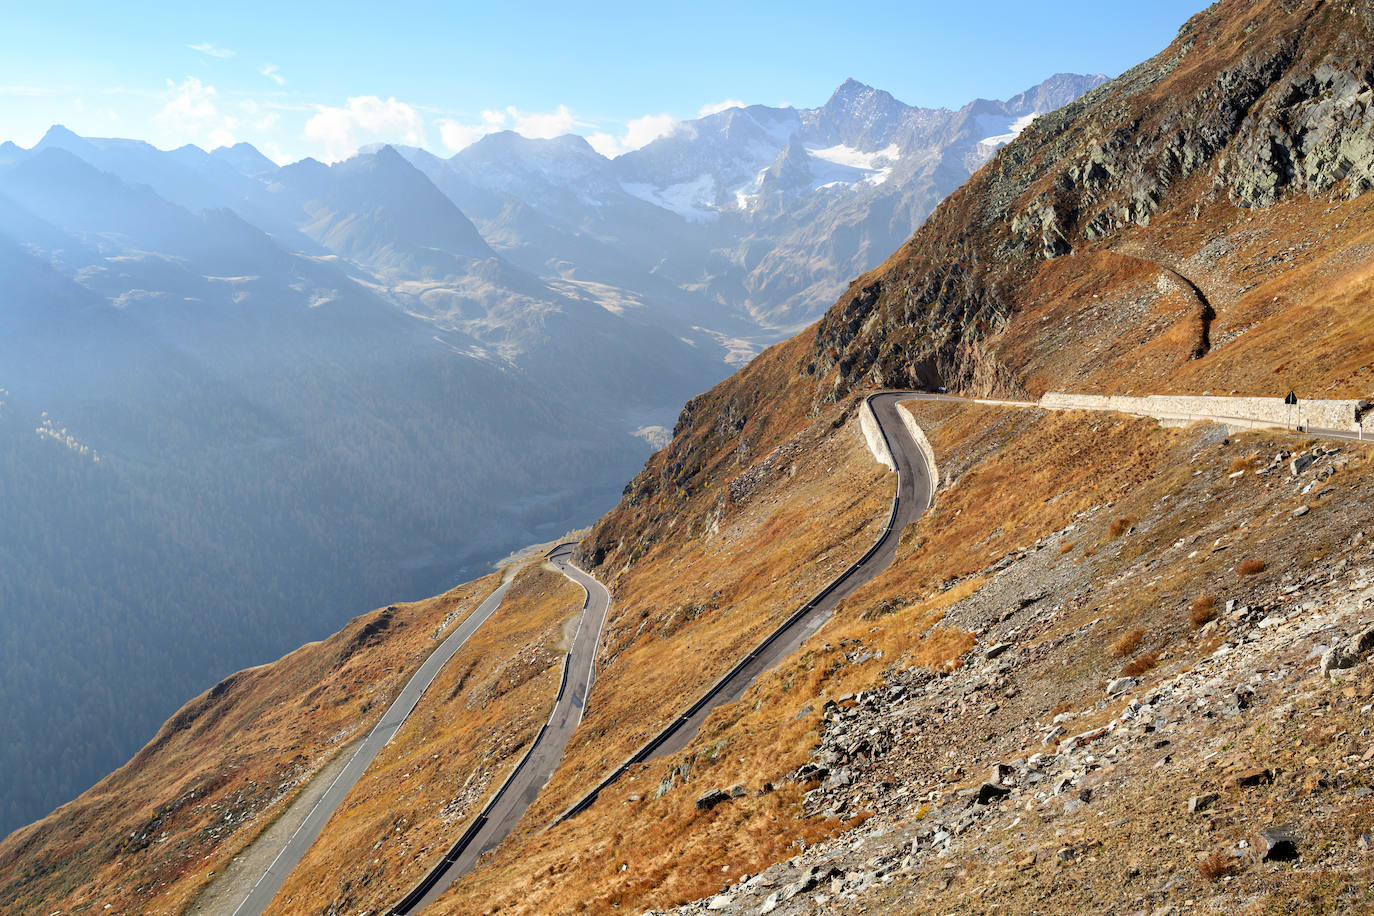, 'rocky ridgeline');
653,439,1374,914
807,0,1374,402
